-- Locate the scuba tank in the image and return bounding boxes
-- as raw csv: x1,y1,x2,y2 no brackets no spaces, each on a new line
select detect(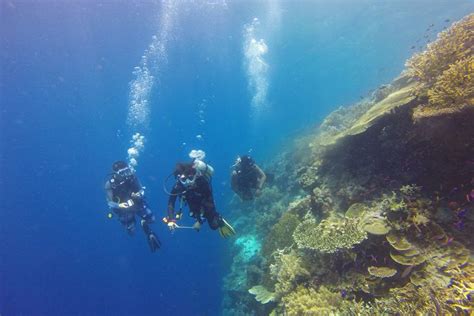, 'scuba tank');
193,159,214,181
